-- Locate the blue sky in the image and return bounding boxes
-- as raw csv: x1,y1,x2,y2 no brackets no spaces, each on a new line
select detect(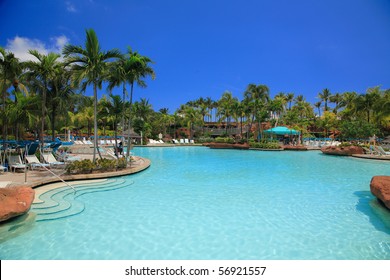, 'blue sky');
1,0,390,113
